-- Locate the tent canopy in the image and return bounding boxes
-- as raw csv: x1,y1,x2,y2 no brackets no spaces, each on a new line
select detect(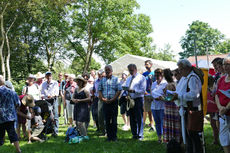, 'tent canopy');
106,54,178,76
